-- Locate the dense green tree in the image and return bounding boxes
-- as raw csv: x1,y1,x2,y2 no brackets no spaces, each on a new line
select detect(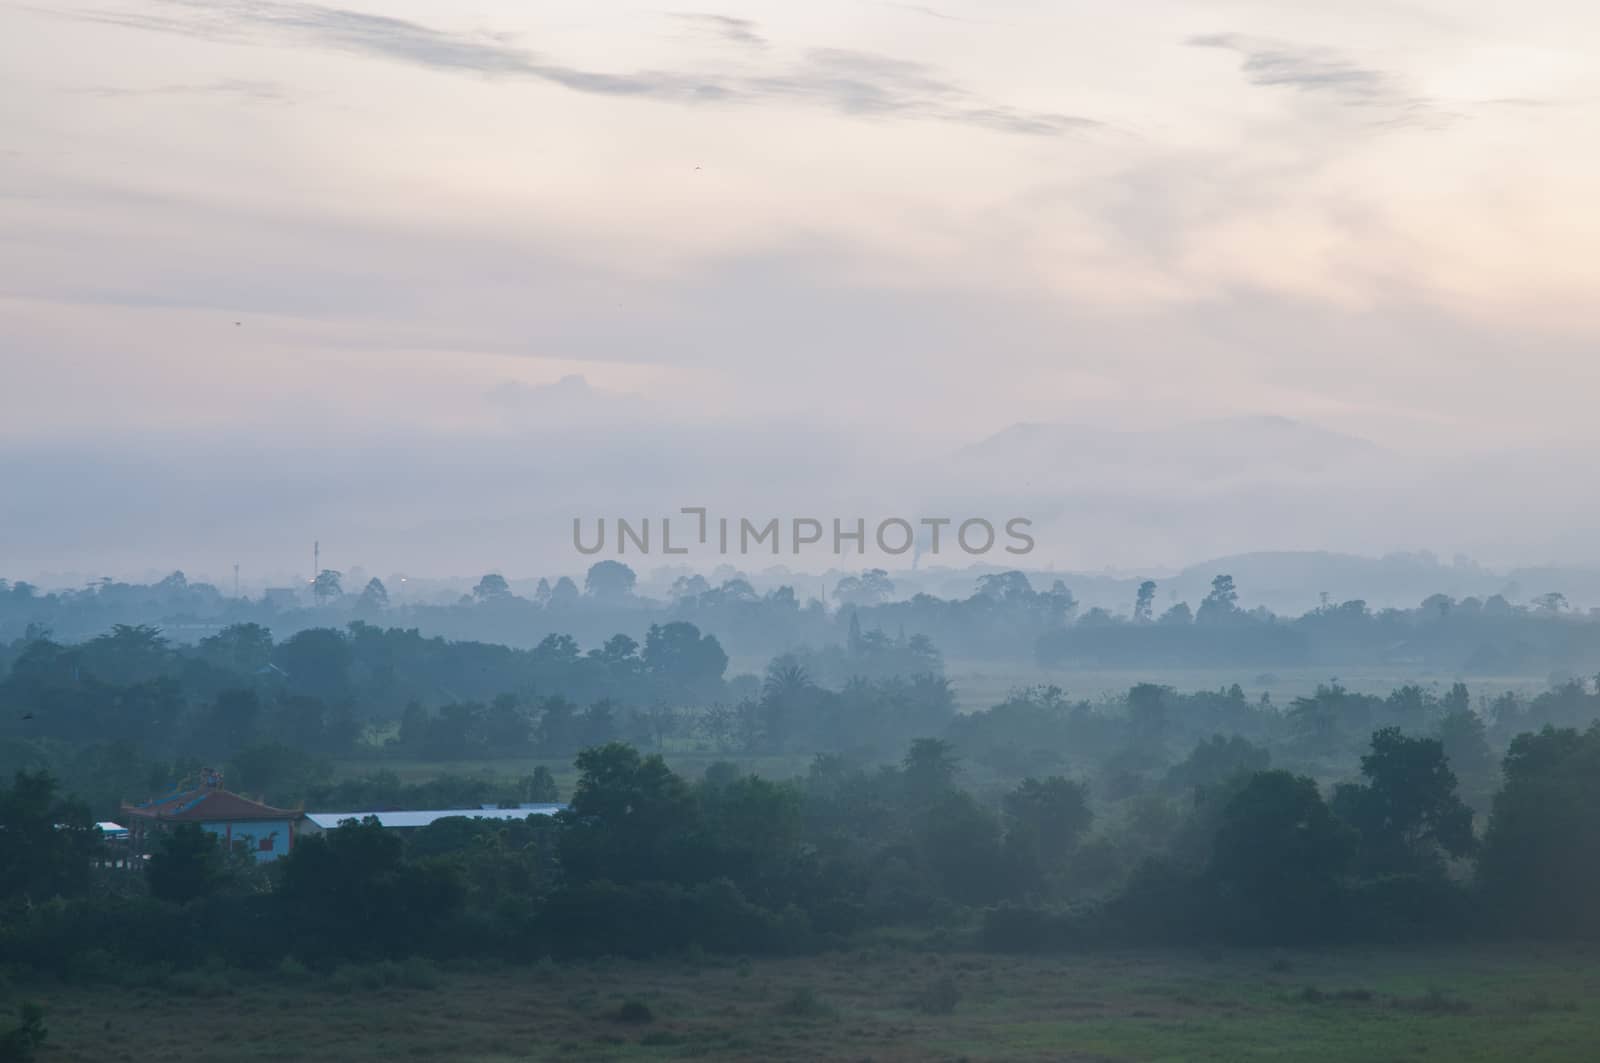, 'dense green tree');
81,624,170,685
584,561,637,600
1210,770,1353,943
0,772,98,902
1331,728,1475,875
918,789,1007,905
272,628,352,703
197,623,274,675
1435,706,1497,810
280,816,463,959
356,578,389,611
1002,776,1092,880
642,622,728,703
559,743,699,885
1196,574,1240,625
833,569,894,607
472,573,512,602
901,738,960,811
1133,580,1157,624
146,823,229,904
1477,724,1600,938
312,569,343,604
1165,734,1270,793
